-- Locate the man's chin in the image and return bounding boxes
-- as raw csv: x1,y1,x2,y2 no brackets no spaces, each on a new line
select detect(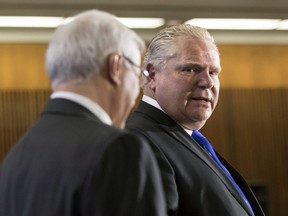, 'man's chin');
193,110,212,121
